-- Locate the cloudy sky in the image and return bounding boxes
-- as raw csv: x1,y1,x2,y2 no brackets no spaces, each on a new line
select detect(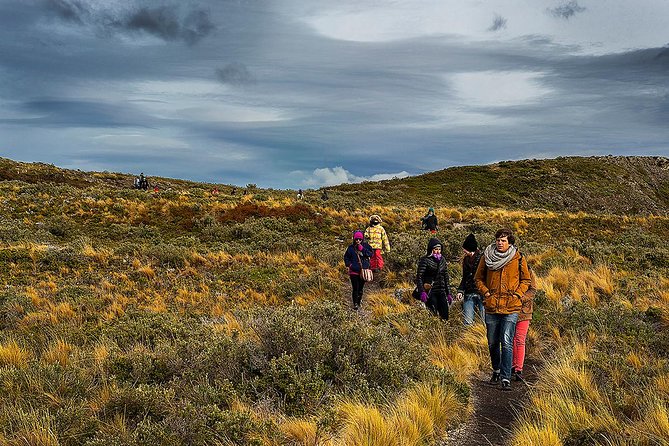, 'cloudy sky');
1,0,668,189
